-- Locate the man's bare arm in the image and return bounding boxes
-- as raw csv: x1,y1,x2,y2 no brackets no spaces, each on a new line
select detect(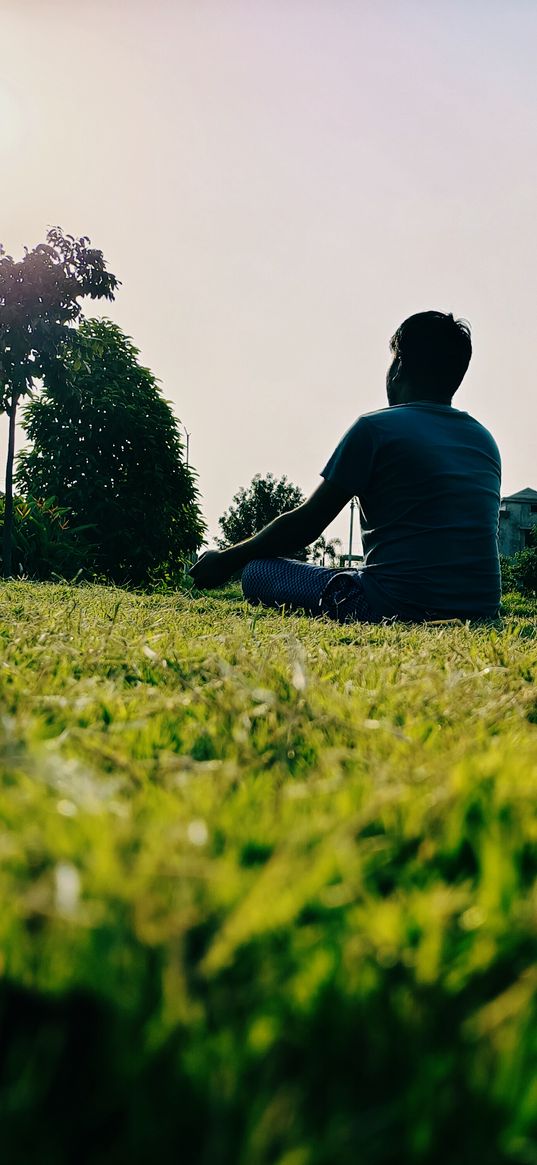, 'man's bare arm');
190,478,352,588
